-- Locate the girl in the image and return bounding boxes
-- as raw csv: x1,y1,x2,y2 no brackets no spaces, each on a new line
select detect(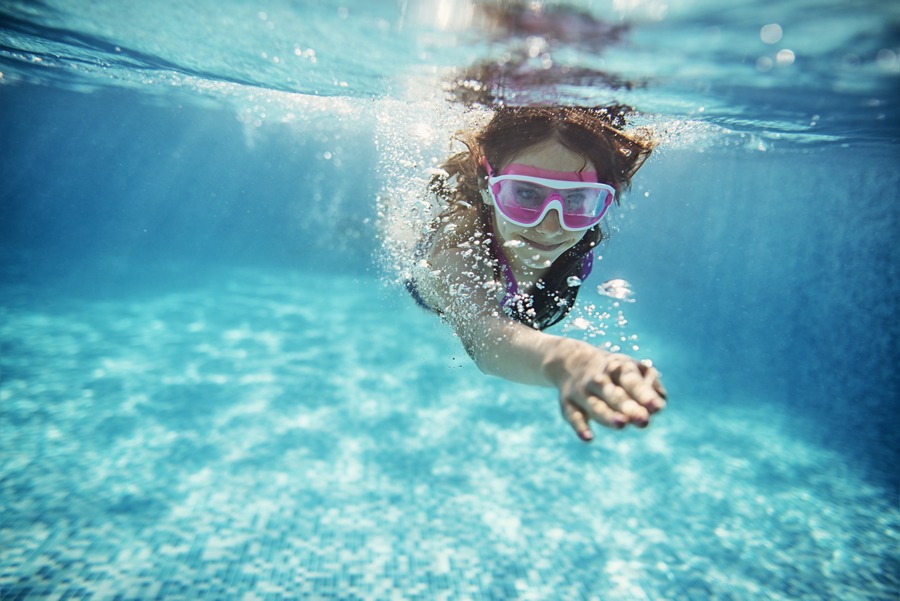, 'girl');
406,105,666,441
